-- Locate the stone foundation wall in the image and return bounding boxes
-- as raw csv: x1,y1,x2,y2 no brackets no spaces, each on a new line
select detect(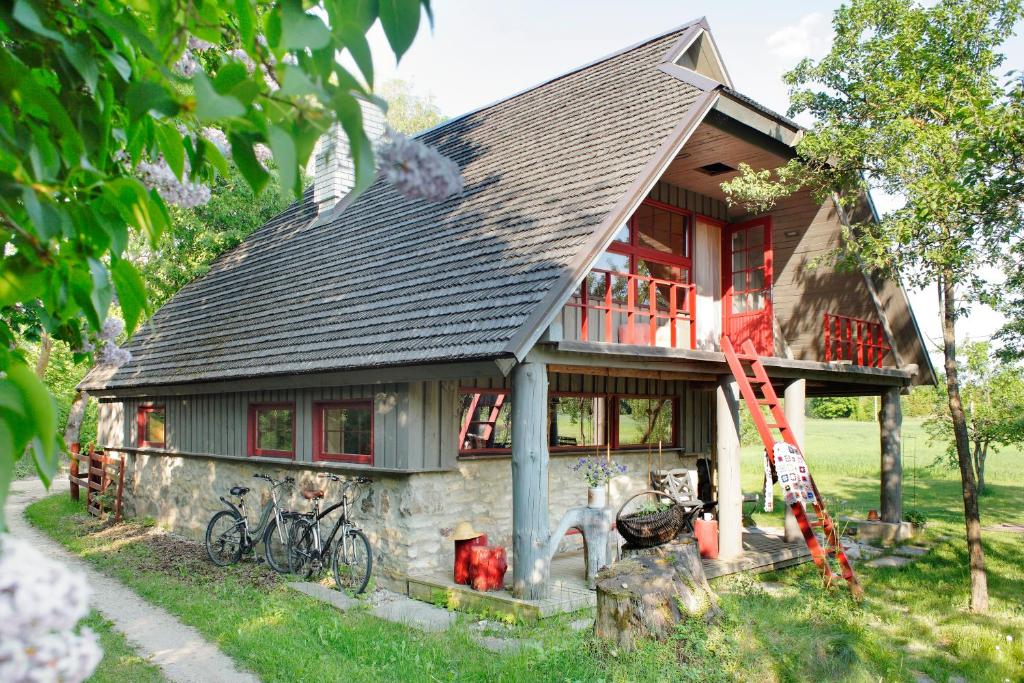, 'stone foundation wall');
123,450,698,587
